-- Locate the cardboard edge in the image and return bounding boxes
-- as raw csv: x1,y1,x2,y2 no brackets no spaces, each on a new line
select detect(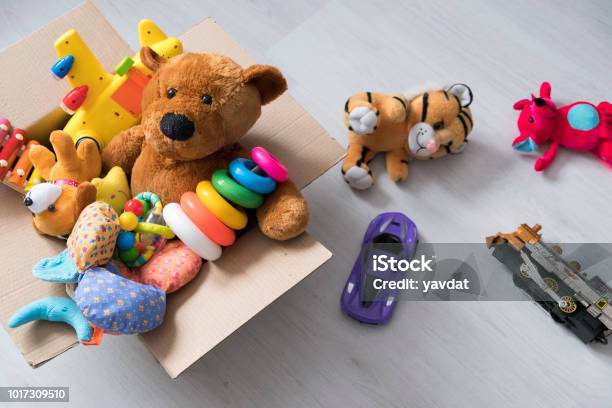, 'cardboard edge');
169,242,333,379
29,342,79,368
